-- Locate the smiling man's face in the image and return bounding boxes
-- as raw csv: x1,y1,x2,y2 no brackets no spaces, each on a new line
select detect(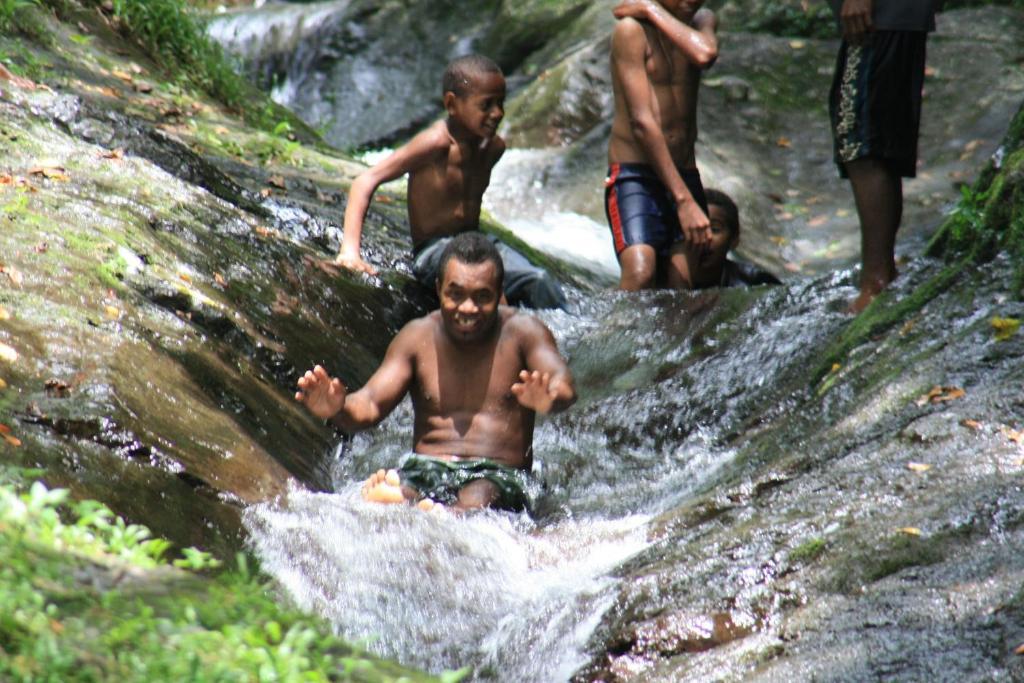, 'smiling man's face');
438,257,502,344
